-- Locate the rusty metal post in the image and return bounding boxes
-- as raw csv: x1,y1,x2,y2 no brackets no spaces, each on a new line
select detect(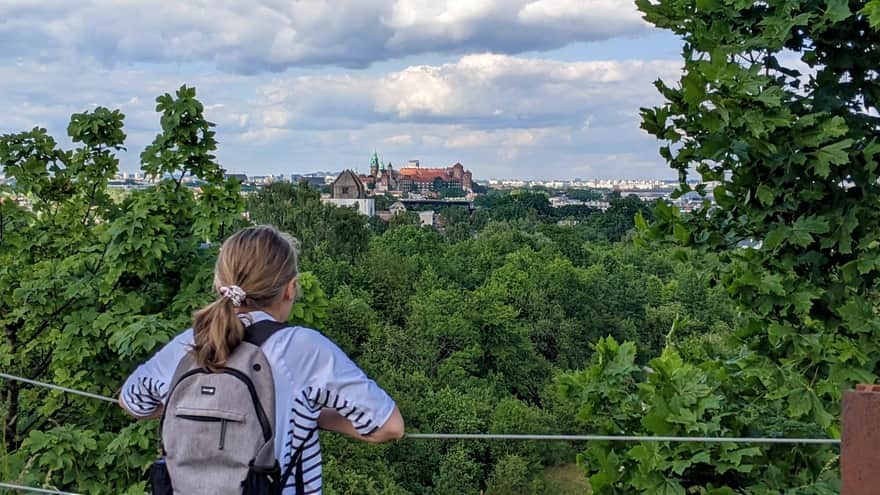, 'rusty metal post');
842,384,880,494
